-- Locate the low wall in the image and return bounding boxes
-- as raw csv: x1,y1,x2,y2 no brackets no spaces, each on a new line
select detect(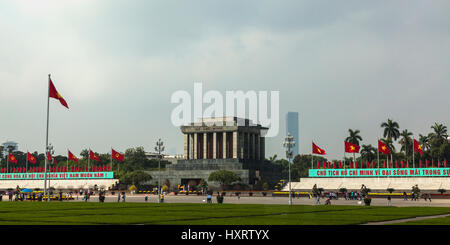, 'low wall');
284,177,450,191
